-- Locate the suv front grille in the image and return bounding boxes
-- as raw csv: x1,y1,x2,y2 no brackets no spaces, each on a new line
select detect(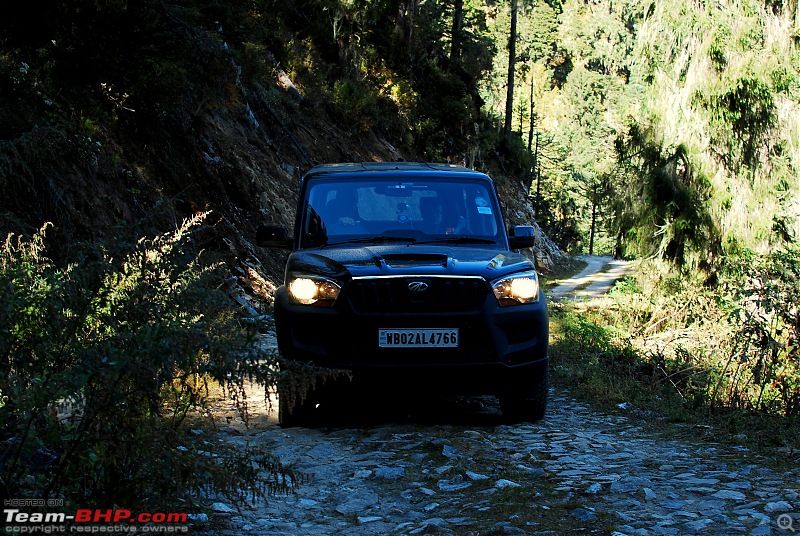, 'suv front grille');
347,277,488,313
